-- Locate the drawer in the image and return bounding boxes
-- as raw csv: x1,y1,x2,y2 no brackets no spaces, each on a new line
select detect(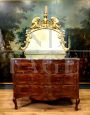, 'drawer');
51,64,65,74
65,64,78,73
50,74,63,84
14,85,31,98
51,85,62,97
29,74,50,85
14,74,53,85
41,60,65,74
13,73,78,85
29,74,62,85
62,85,79,98
14,60,52,74
43,85,63,100
50,64,78,74
14,64,39,74
65,59,79,73
13,59,79,74
31,74,63,85
30,85,45,96
30,85,62,100
30,84,47,100
14,74,32,84
63,74,78,85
